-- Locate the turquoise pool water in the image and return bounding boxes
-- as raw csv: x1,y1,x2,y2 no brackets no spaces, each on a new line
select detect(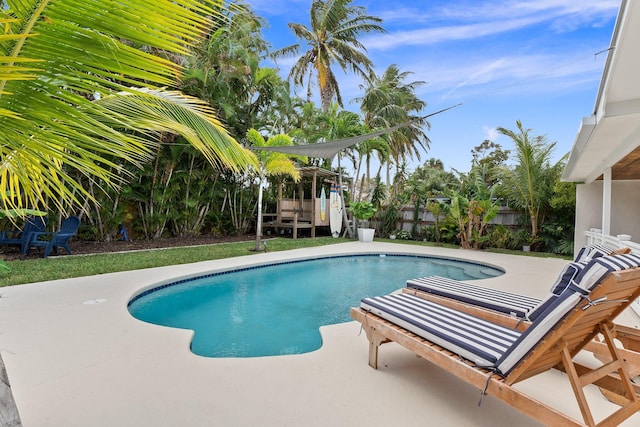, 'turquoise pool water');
128,254,503,358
